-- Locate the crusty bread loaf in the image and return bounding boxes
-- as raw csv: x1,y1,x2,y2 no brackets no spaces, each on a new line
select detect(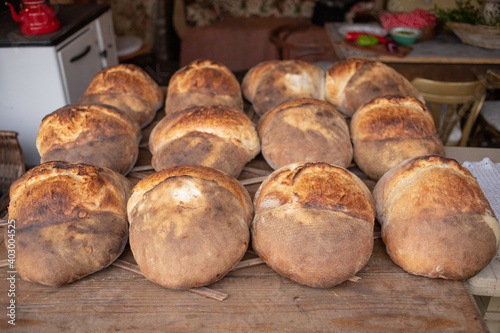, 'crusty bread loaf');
149,104,260,178
325,58,423,117
165,59,243,116
257,98,352,169
36,104,141,175
81,63,163,128
373,155,499,280
242,60,325,116
7,161,132,287
252,162,375,288
350,95,444,180
127,165,253,289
